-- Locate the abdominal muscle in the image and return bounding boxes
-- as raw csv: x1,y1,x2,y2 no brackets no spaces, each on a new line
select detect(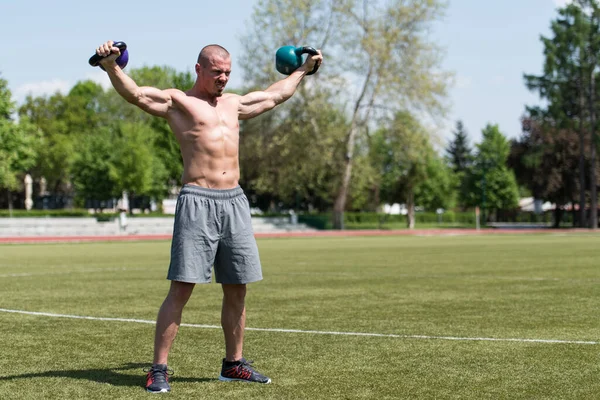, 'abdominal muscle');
181,153,240,189
176,125,241,190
